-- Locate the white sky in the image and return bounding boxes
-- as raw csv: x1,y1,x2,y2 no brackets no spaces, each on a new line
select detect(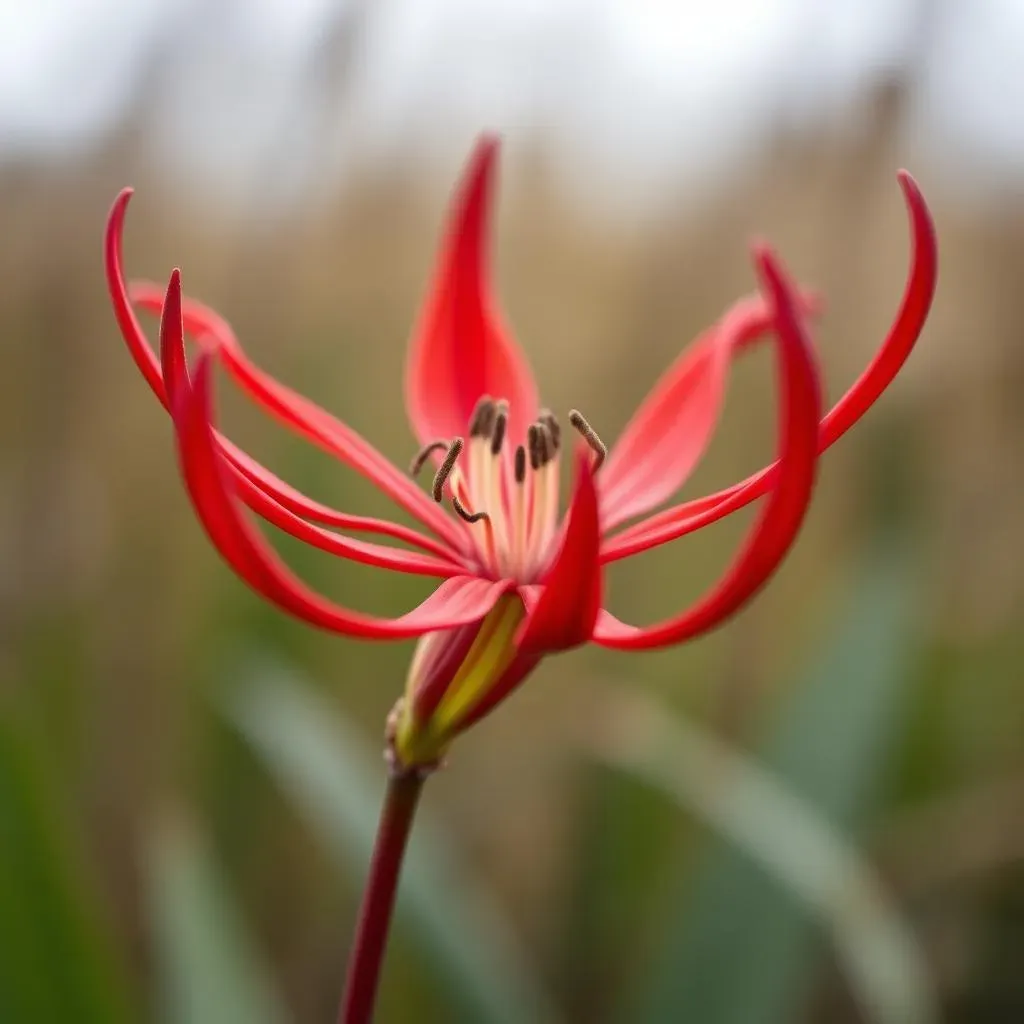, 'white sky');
0,0,1022,208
